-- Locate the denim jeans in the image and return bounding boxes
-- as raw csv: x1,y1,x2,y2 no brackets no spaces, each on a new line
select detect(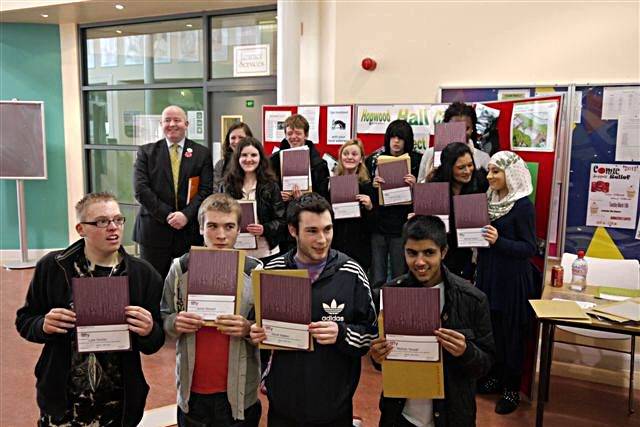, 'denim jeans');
370,233,407,290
